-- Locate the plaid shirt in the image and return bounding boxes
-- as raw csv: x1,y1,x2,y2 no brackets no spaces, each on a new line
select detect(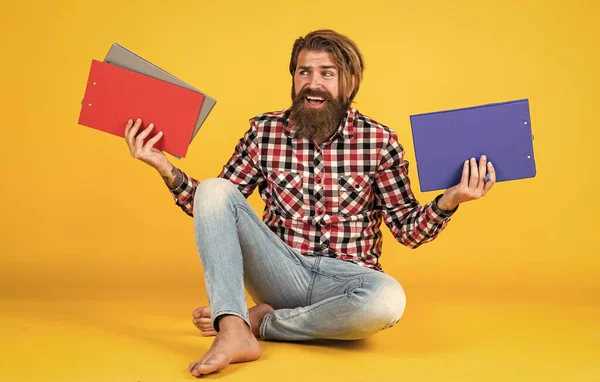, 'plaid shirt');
169,108,457,271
